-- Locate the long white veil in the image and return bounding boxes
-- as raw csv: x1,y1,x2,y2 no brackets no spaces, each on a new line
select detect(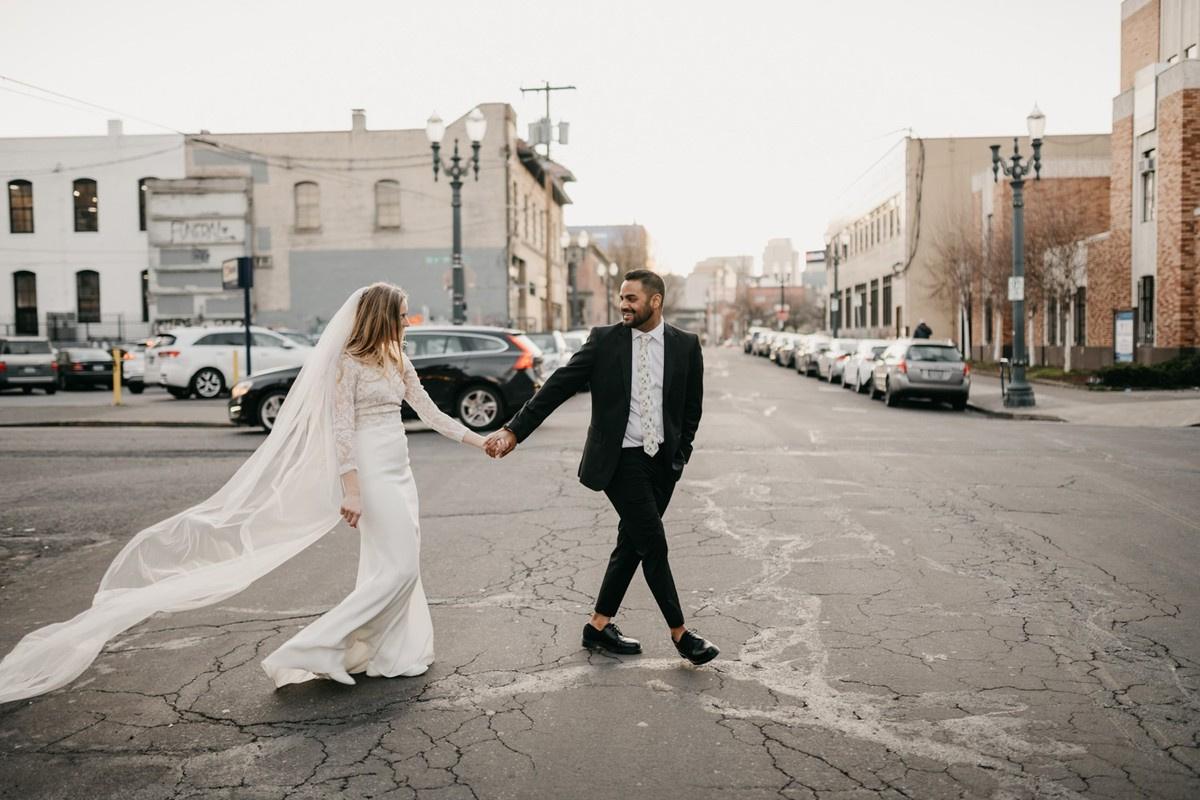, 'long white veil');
0,287,368,704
